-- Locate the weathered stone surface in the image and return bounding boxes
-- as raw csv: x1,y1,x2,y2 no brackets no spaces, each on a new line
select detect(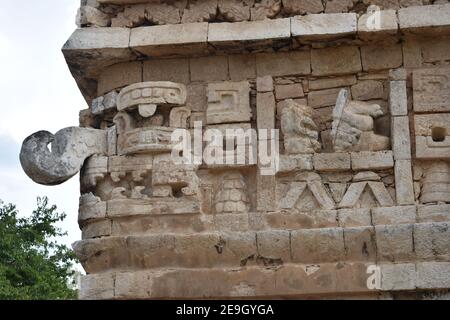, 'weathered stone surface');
77,6,110,27
207,81,251,124
380,263,416,291
311,46,362,76
338,209,371,227
256,51,311,77
208,18,290,43
308,88,342,108
416,262,450,289
344,226,376,261
143,58,189,83
398,4,450,33
395,160,415,206
229,54,256,81
375,224,414,262
291,228,345,263
413,67,450,113
257,230,290,262
257,76,274,93
414,222,450,260
351,151,394,170
275,83,304,100
130,23,208,56
417,204,450,223
278,154,313,173
251,0,281,20
98,61,142,96
391,116,411,160
351,80,384,101
309,75,357,91
291,13,357,40
79,273,114,300
282,0,324,15
358,9,398,40
181,0,218,23
313,153,351,172
20,127,108,186
280,100,321,154
389,80,408,116
372,206,416,225
361,44,403,71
